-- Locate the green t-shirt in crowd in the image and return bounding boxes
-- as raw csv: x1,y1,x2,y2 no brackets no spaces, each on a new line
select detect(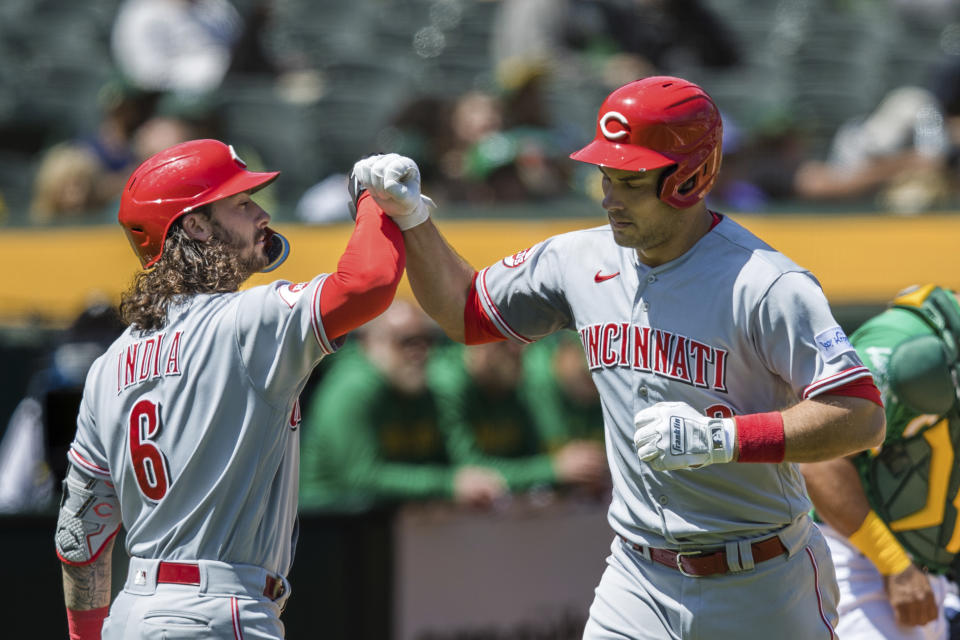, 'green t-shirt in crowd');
428,343,556,491
299,344,463,511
